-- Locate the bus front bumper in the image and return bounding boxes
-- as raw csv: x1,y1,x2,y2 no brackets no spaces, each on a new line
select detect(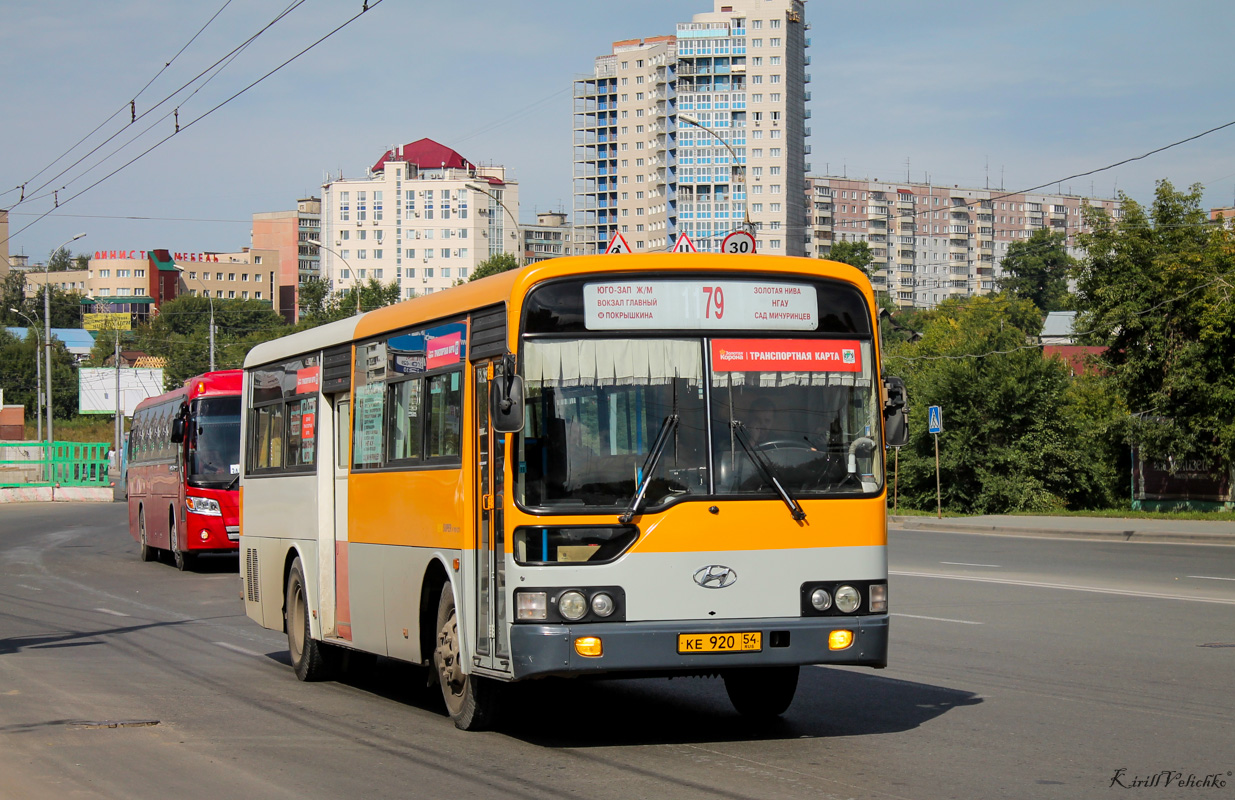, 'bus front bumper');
508,615,888,680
